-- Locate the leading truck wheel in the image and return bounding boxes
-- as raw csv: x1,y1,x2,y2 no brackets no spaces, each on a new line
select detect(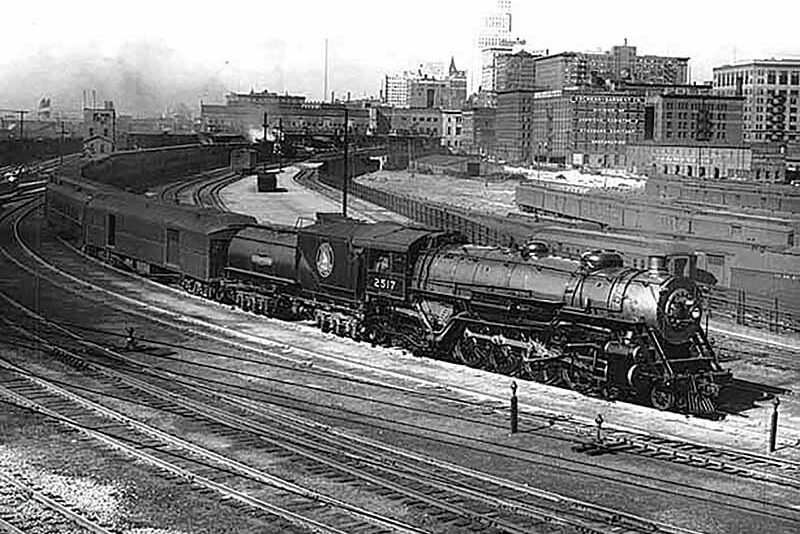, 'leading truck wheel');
650,383,675,411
